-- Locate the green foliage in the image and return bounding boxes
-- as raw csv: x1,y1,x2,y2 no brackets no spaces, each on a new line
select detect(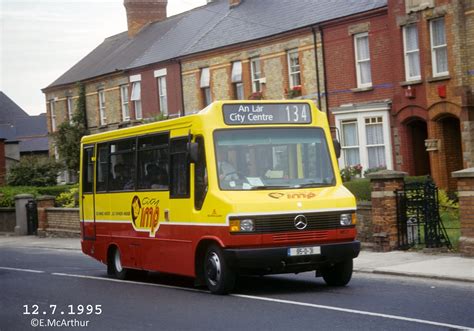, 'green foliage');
37,185,76,197
343,178,371,201
7,156,62,187
0,185,76,207
53,82,88,176
363,166,386,177
55,187,79,208
142,113,169,123
340,164,362,182
0,186,39,207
